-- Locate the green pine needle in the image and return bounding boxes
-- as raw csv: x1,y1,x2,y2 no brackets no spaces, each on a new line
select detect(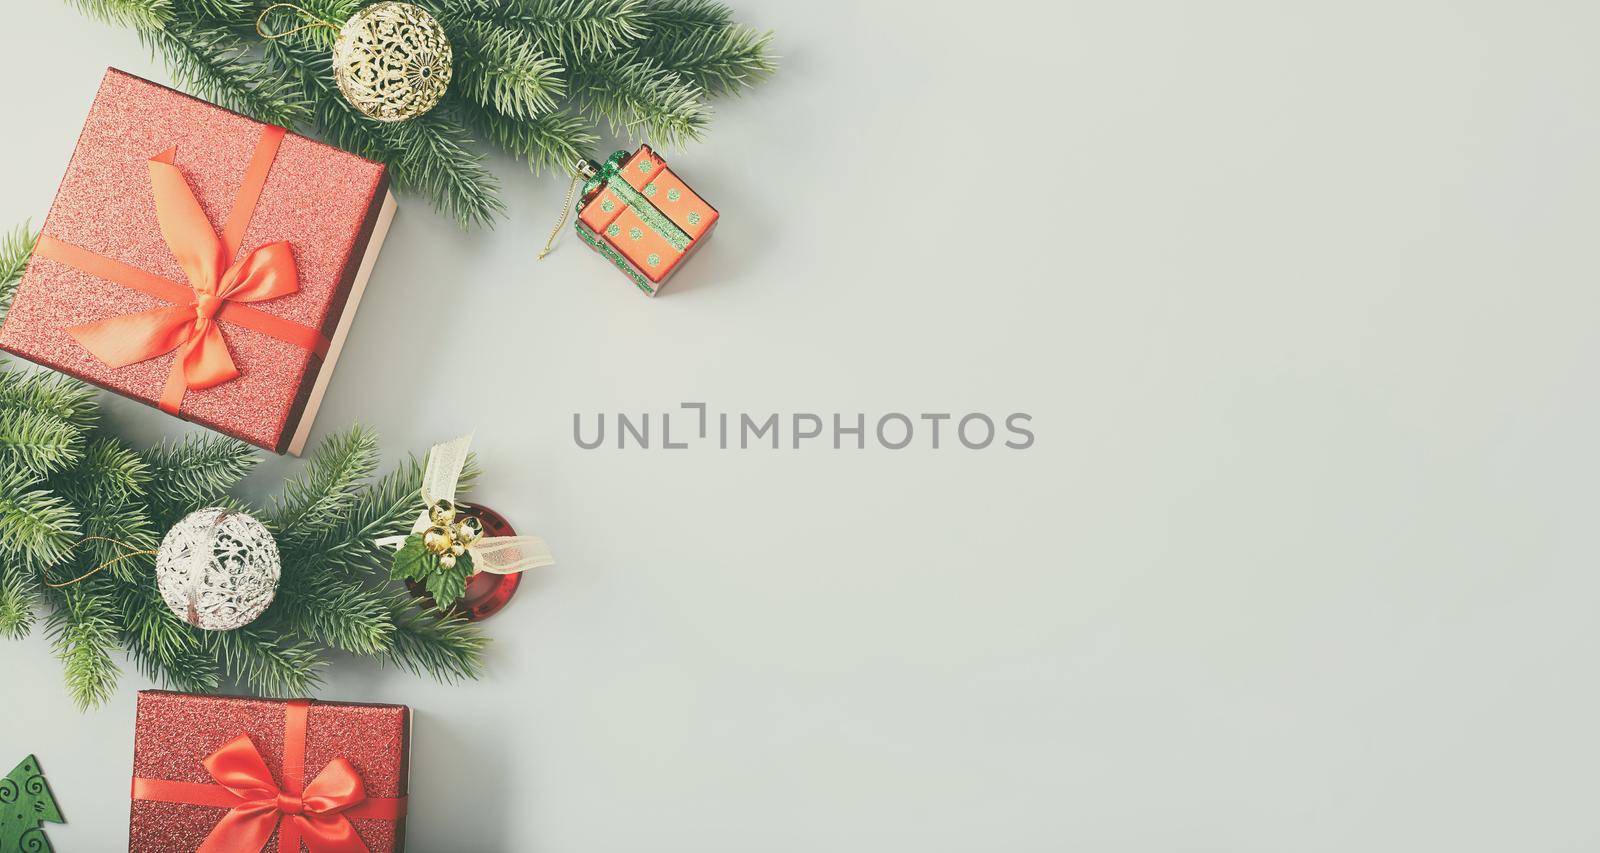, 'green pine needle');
383,591,486,682
66,437,151,503
0,222,36,310
269,569,394,655
435,0,647,61
270,424,379,543
0,567,36,639
139,21,311,128
113,580,221,694
0,469,80,566
207,625,326,697
62,0,173,30
571,55,708,146
142,433,258,519
639,23,775,97
0,369,99,432
0,409,85,480
457,101,598,175
451,19,568,119
635,0,733,39
46,583,123,711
